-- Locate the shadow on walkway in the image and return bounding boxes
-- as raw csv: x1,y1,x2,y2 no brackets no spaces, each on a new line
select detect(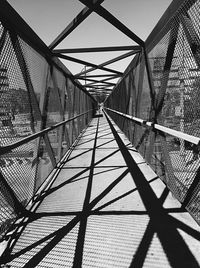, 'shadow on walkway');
1,114,200,268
